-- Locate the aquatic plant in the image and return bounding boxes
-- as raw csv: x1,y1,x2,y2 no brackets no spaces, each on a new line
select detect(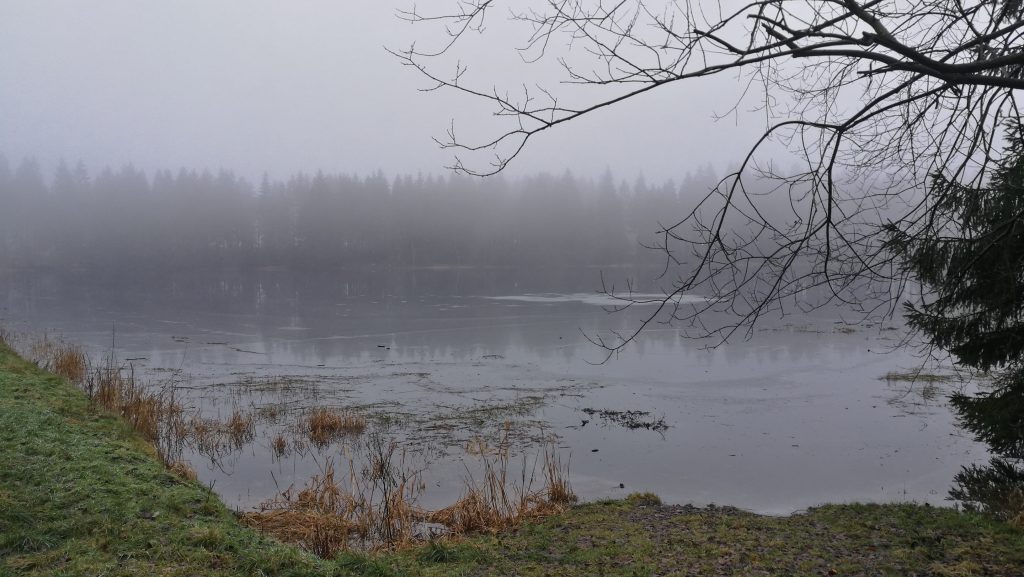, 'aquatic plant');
271,432,289,456
431,436,574,534
226,409,255,447
303,407,367,447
